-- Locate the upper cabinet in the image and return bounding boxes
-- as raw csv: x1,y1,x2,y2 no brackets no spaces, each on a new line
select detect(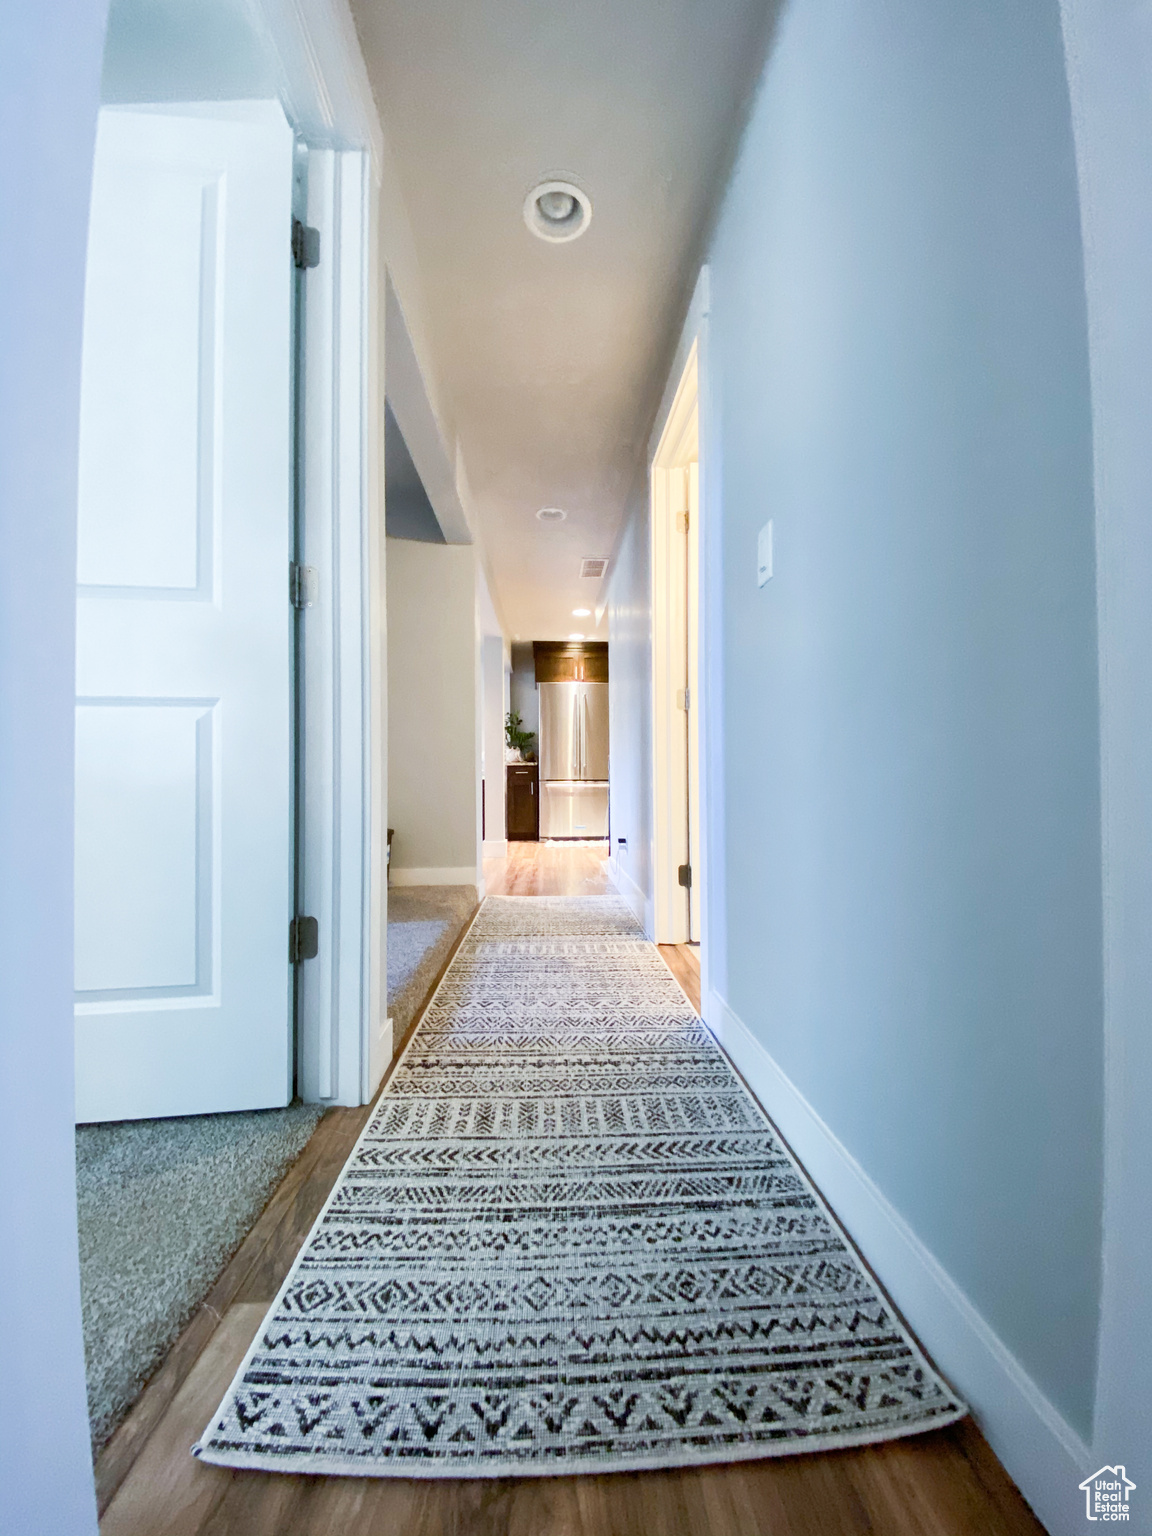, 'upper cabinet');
533,641,609,684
